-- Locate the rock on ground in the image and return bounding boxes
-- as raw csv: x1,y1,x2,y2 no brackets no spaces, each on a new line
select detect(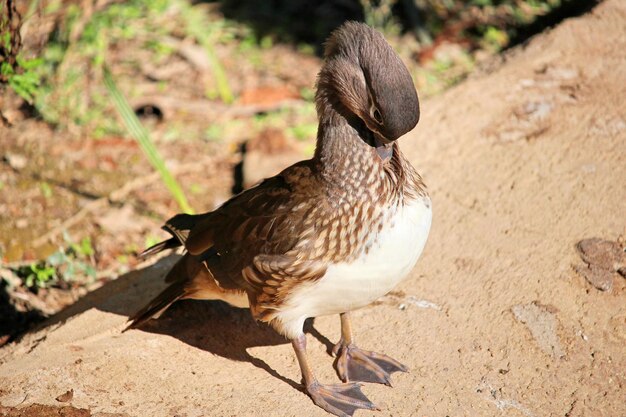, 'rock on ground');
1,1,625,416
